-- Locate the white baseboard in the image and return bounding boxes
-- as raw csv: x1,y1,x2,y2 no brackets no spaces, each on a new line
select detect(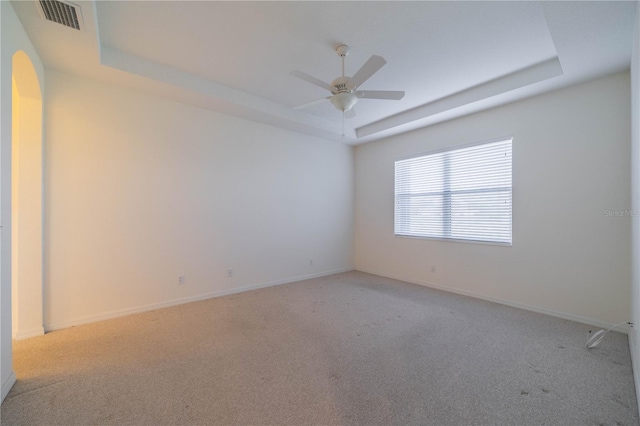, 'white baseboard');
13,326,45,340
2,370,16,402
45,267,354,332
356,267,631,334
